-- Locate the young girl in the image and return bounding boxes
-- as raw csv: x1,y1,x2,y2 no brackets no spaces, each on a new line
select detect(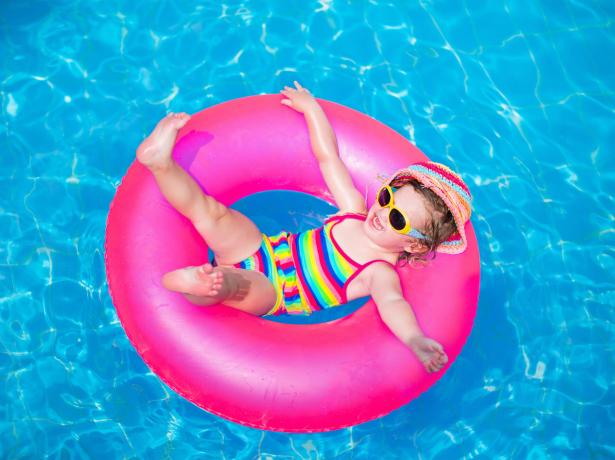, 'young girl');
136,81,472,374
